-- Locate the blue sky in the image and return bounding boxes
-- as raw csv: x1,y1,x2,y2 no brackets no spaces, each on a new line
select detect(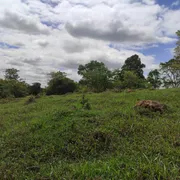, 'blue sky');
0,0,179,84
